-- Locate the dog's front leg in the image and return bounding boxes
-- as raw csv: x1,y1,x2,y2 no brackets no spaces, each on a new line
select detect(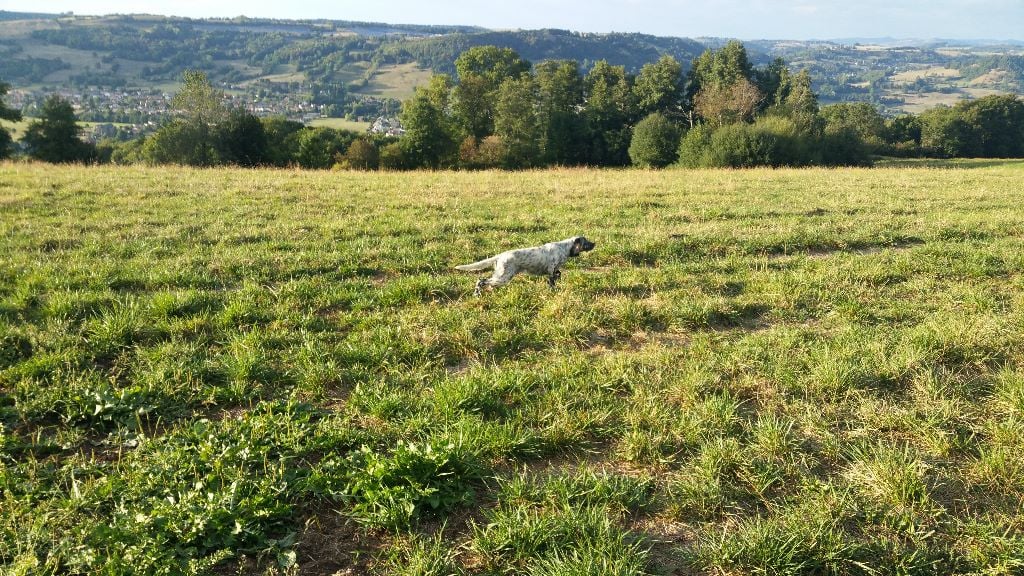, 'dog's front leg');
547,269,561,289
